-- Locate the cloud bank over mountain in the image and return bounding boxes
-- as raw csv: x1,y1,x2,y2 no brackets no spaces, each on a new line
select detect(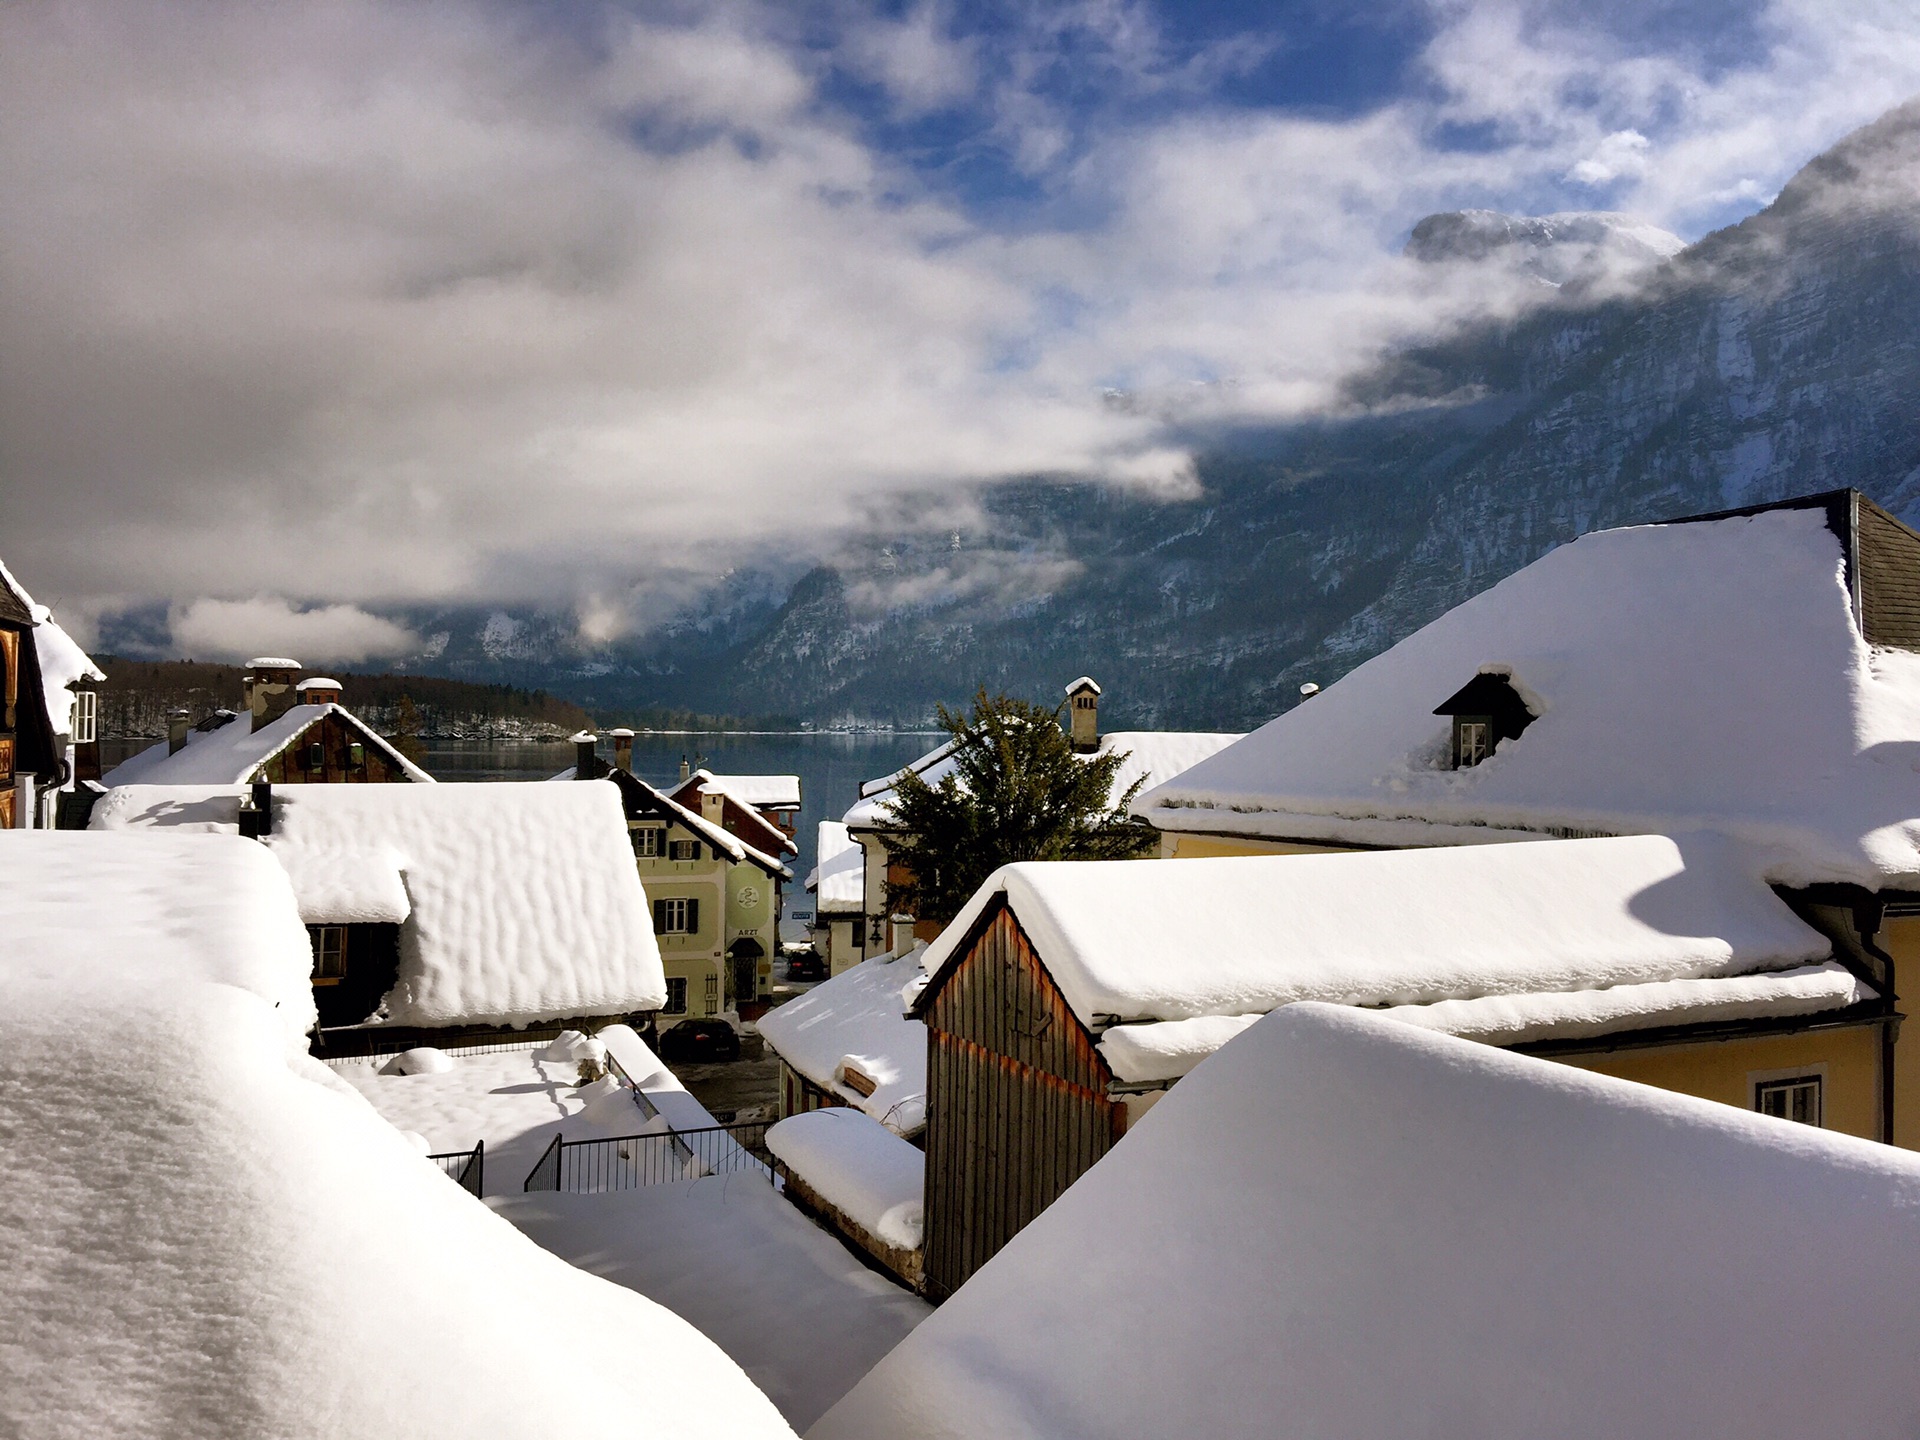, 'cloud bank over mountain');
6,0,1920,659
